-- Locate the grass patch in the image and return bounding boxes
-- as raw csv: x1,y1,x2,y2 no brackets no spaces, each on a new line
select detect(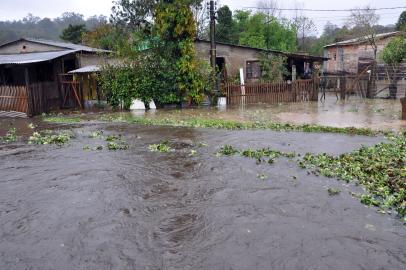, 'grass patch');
28,130,72,146
217,145,295,164
43,116,82,124
299,135,406,219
